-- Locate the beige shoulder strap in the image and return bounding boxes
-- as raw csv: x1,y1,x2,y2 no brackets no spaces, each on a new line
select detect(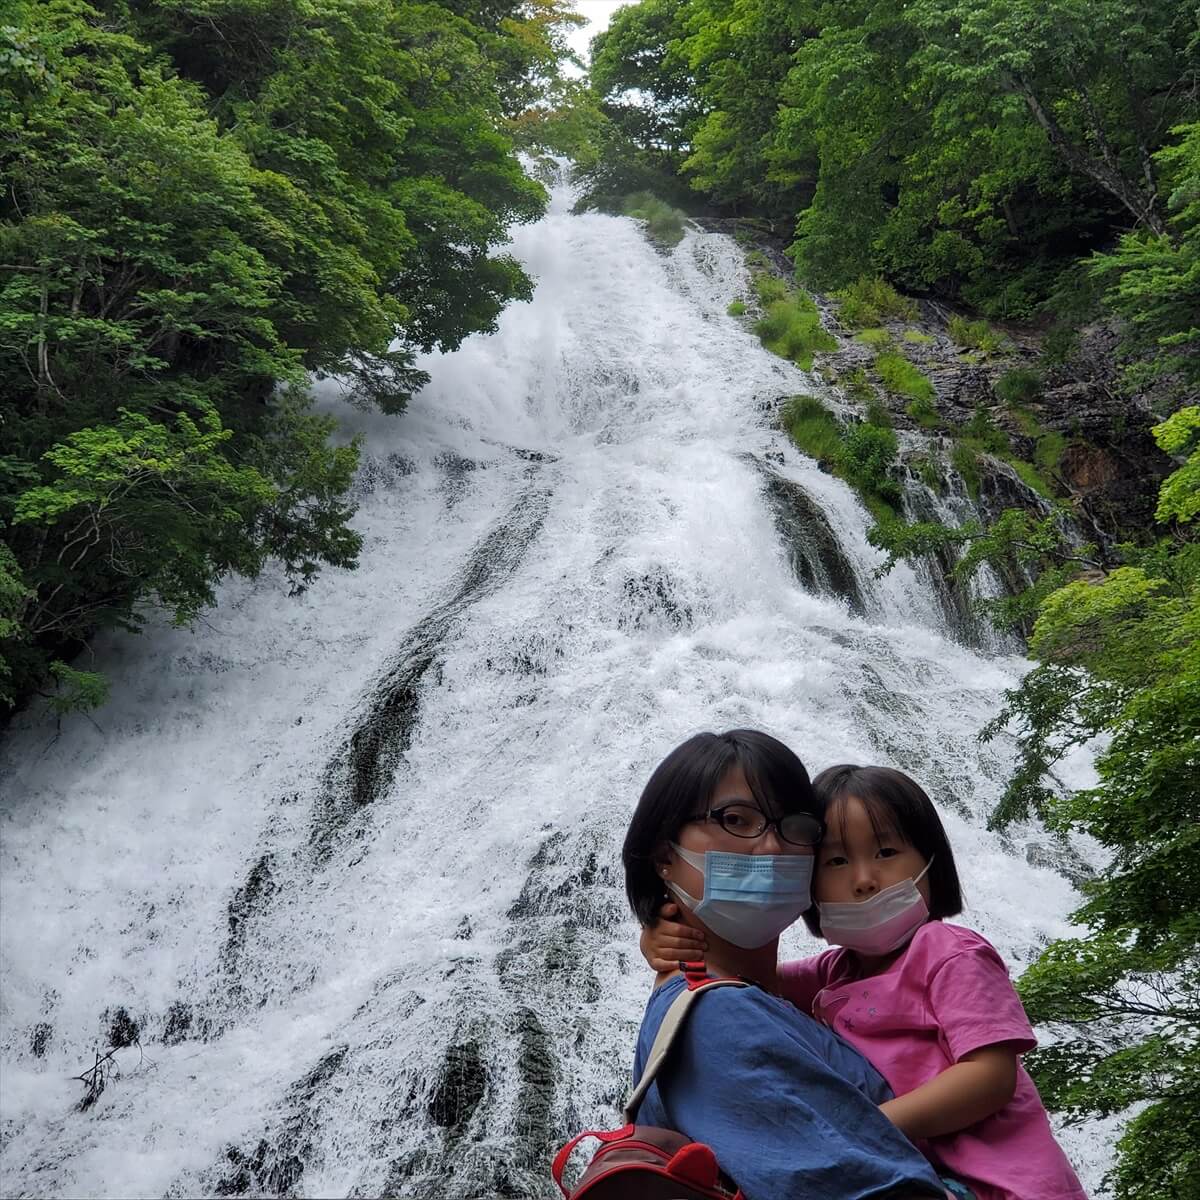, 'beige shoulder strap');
623,978,750,1124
